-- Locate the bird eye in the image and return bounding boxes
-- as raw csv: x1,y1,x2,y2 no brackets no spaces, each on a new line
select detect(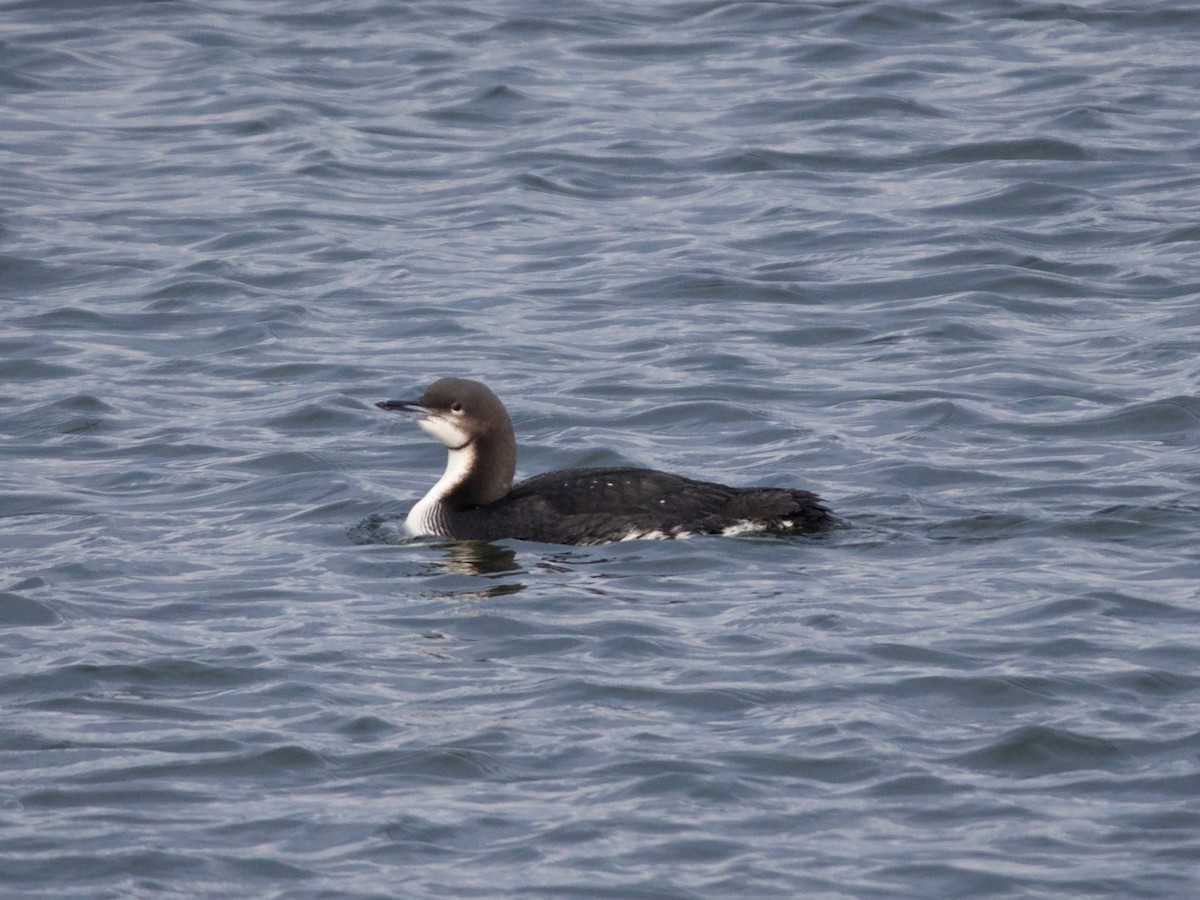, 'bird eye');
450,402,463,414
